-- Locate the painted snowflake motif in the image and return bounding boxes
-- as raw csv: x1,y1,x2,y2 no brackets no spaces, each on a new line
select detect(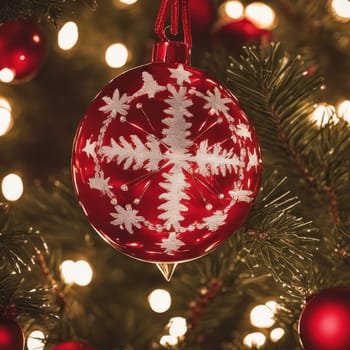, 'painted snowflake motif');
160,232,185,254
89,172,112,195
83,138,96,158
110,204,144,234
169,64,192,85
99,88,130,118
85,64,260,255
